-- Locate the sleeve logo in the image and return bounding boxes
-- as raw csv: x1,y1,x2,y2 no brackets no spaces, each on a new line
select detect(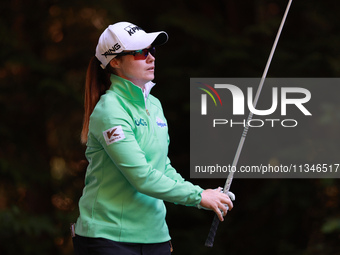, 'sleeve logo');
156,117,167,128
103,125,125,145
